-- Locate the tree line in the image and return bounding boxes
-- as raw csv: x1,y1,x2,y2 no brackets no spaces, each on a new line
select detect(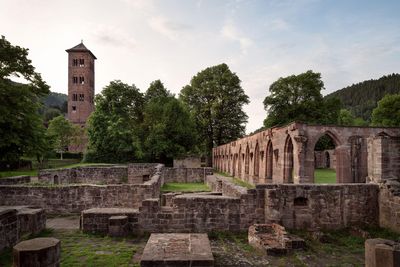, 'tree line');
1,36,399,167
